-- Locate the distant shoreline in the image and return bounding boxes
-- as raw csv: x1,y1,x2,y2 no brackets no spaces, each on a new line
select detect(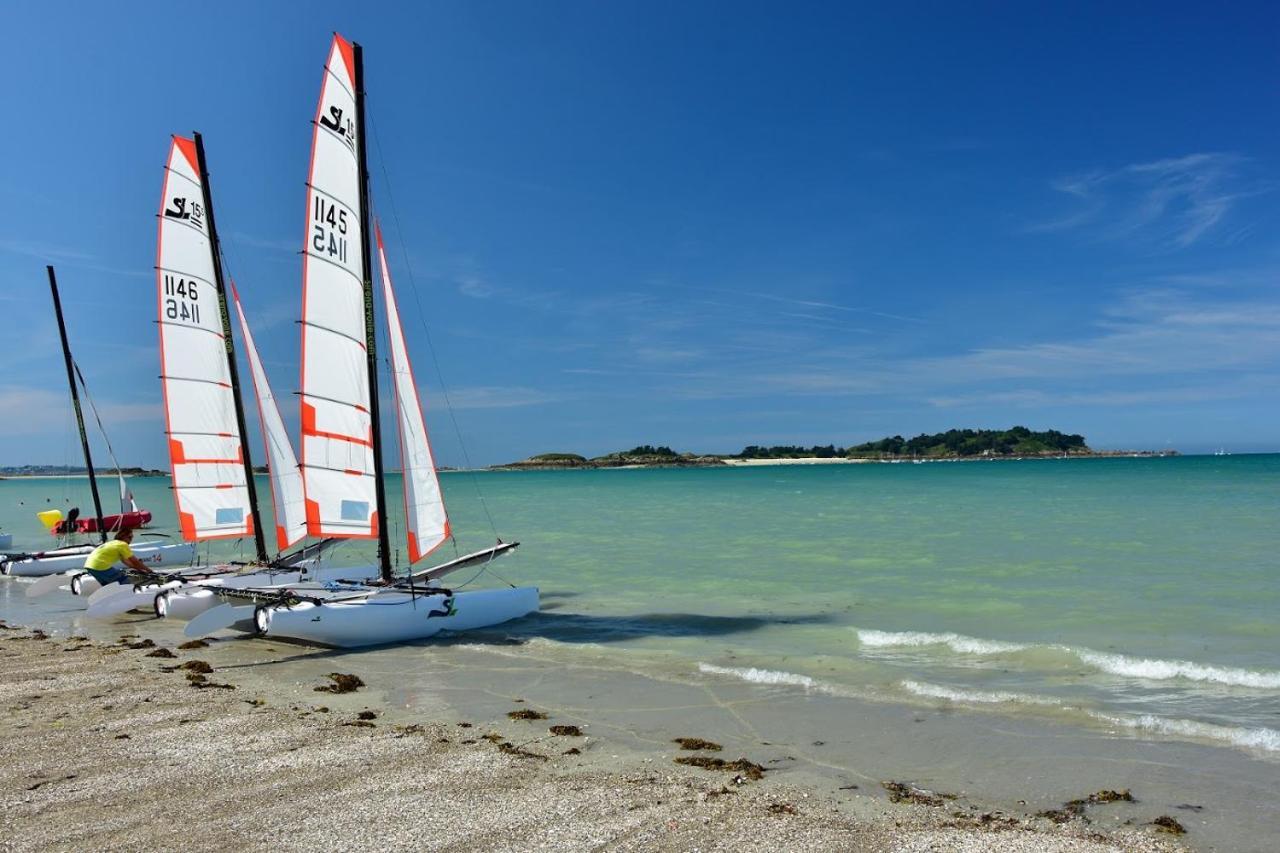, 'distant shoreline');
489,450,1181,471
